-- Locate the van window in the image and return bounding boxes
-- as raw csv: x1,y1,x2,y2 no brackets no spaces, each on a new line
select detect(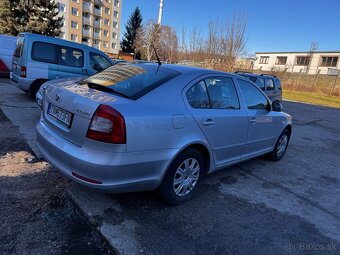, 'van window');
32,42,57,63
89,52,111,71
14,36,25,57
59,46,84,67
